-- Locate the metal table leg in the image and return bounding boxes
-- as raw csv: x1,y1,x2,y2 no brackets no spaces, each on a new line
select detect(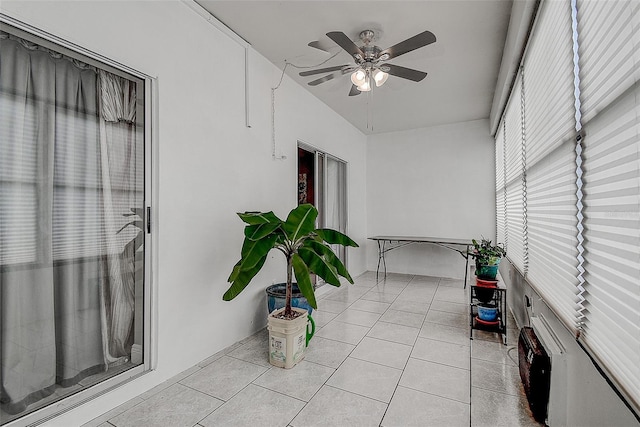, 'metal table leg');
464,244,470,289
376,239,388,282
